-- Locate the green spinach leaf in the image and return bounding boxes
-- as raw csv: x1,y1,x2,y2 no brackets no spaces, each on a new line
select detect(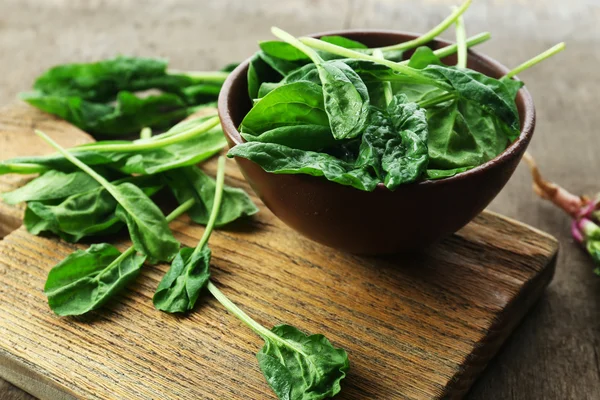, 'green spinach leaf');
1,170,99,204
36,131,179,261
256,324,349,400
164,166,258,227
45,243,146,316
228,142,379,191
